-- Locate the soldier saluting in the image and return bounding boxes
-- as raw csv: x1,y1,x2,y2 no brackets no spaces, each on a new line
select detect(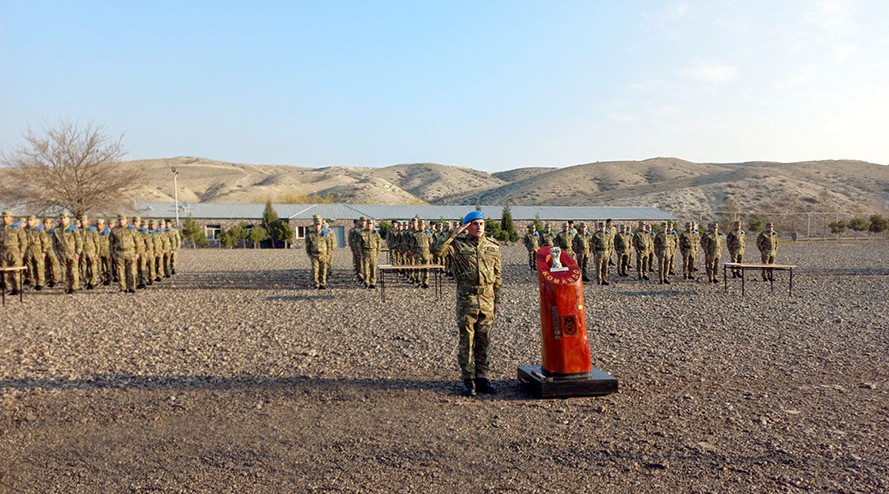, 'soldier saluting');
433,210,502,397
